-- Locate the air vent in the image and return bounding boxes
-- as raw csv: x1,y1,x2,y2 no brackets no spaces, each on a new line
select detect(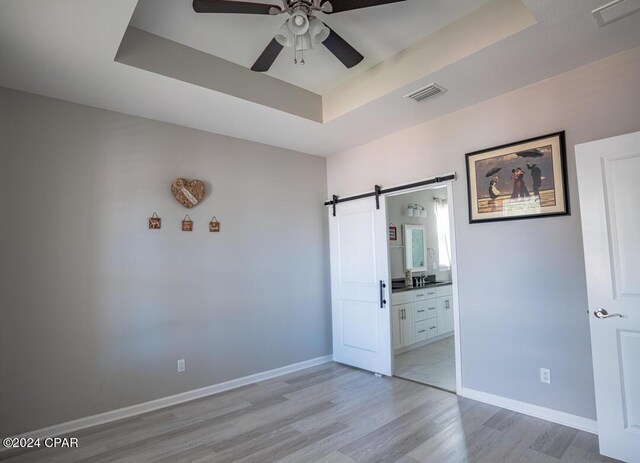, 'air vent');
404,83,447,103
592,0,640,26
